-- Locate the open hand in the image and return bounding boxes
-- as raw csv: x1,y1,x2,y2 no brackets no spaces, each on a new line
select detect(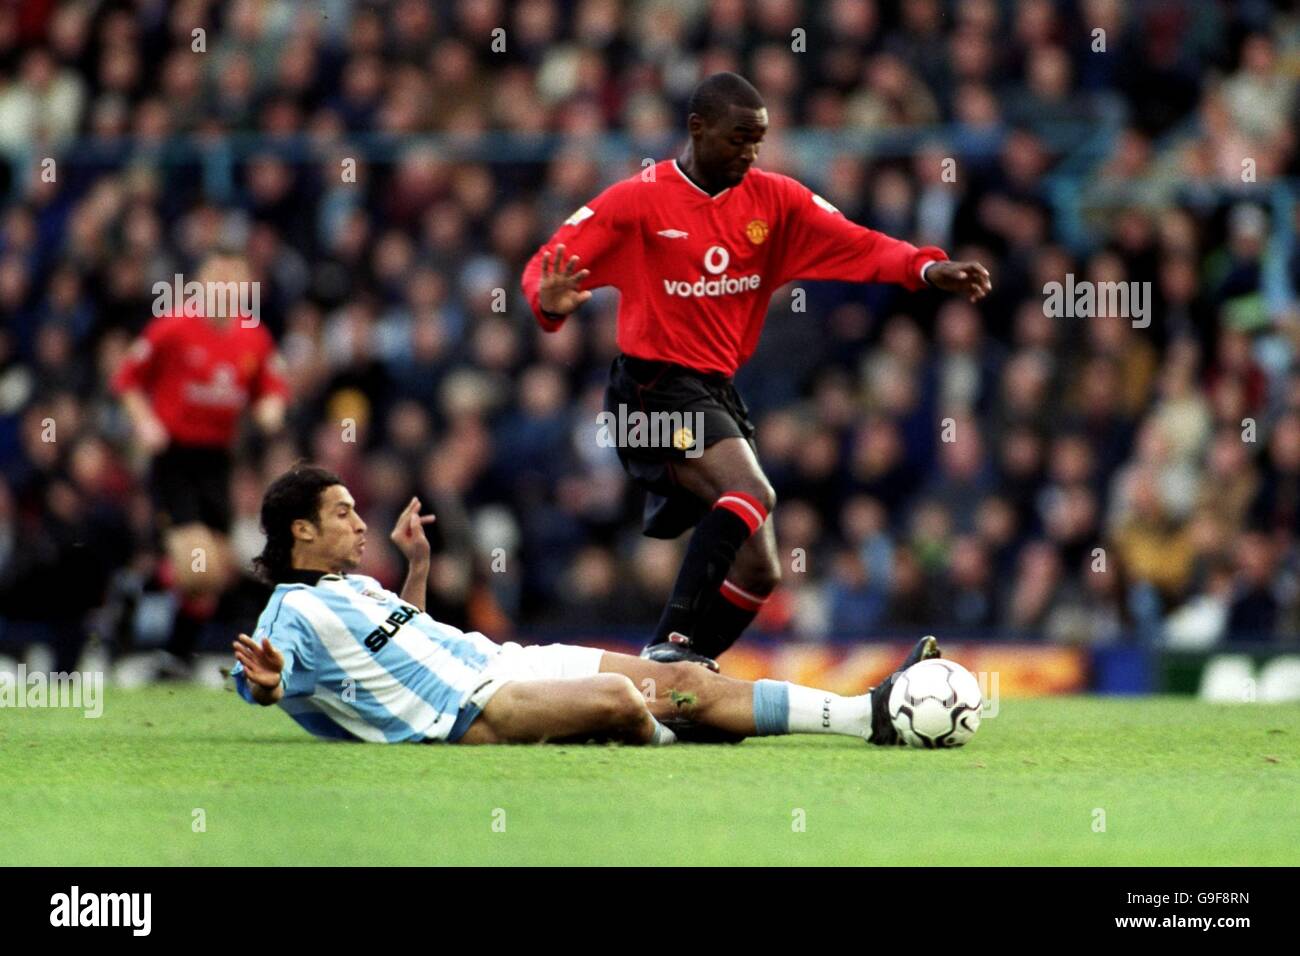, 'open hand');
232,632,284,689
538,243,593,315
